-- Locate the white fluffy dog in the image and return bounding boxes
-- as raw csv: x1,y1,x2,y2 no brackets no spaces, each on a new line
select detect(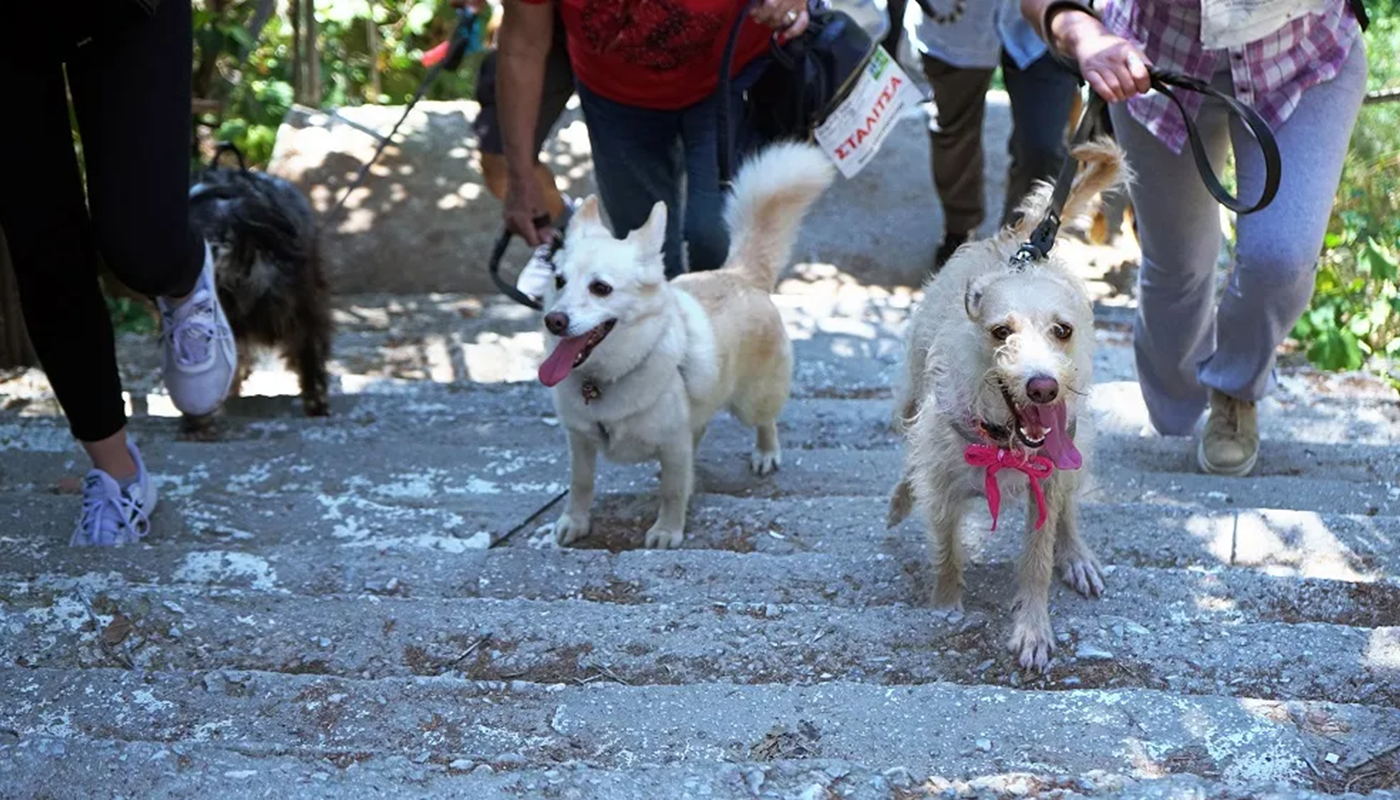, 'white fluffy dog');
887,138,1132,671
537,141,836,549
